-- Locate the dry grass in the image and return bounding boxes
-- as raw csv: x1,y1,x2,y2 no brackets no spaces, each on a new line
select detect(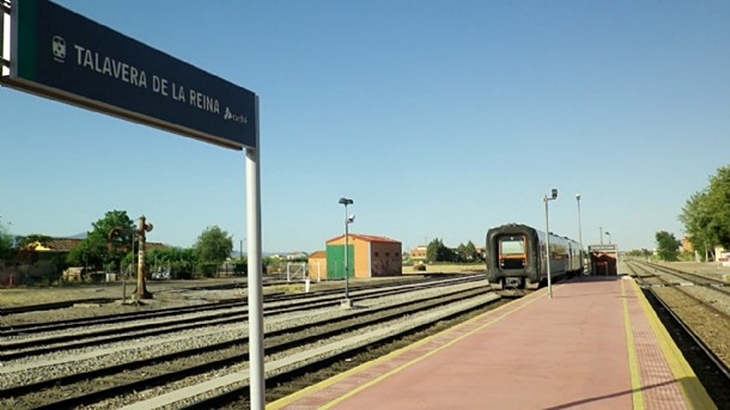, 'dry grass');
0,278,242,308
402,263,485,274
0,286,120,307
